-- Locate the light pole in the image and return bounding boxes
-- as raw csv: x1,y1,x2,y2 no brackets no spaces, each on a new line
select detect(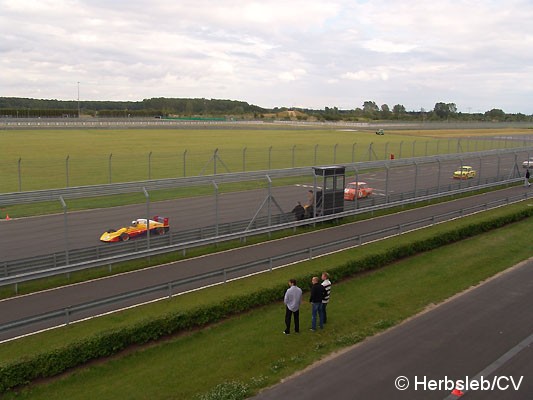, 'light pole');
77,81,80,118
